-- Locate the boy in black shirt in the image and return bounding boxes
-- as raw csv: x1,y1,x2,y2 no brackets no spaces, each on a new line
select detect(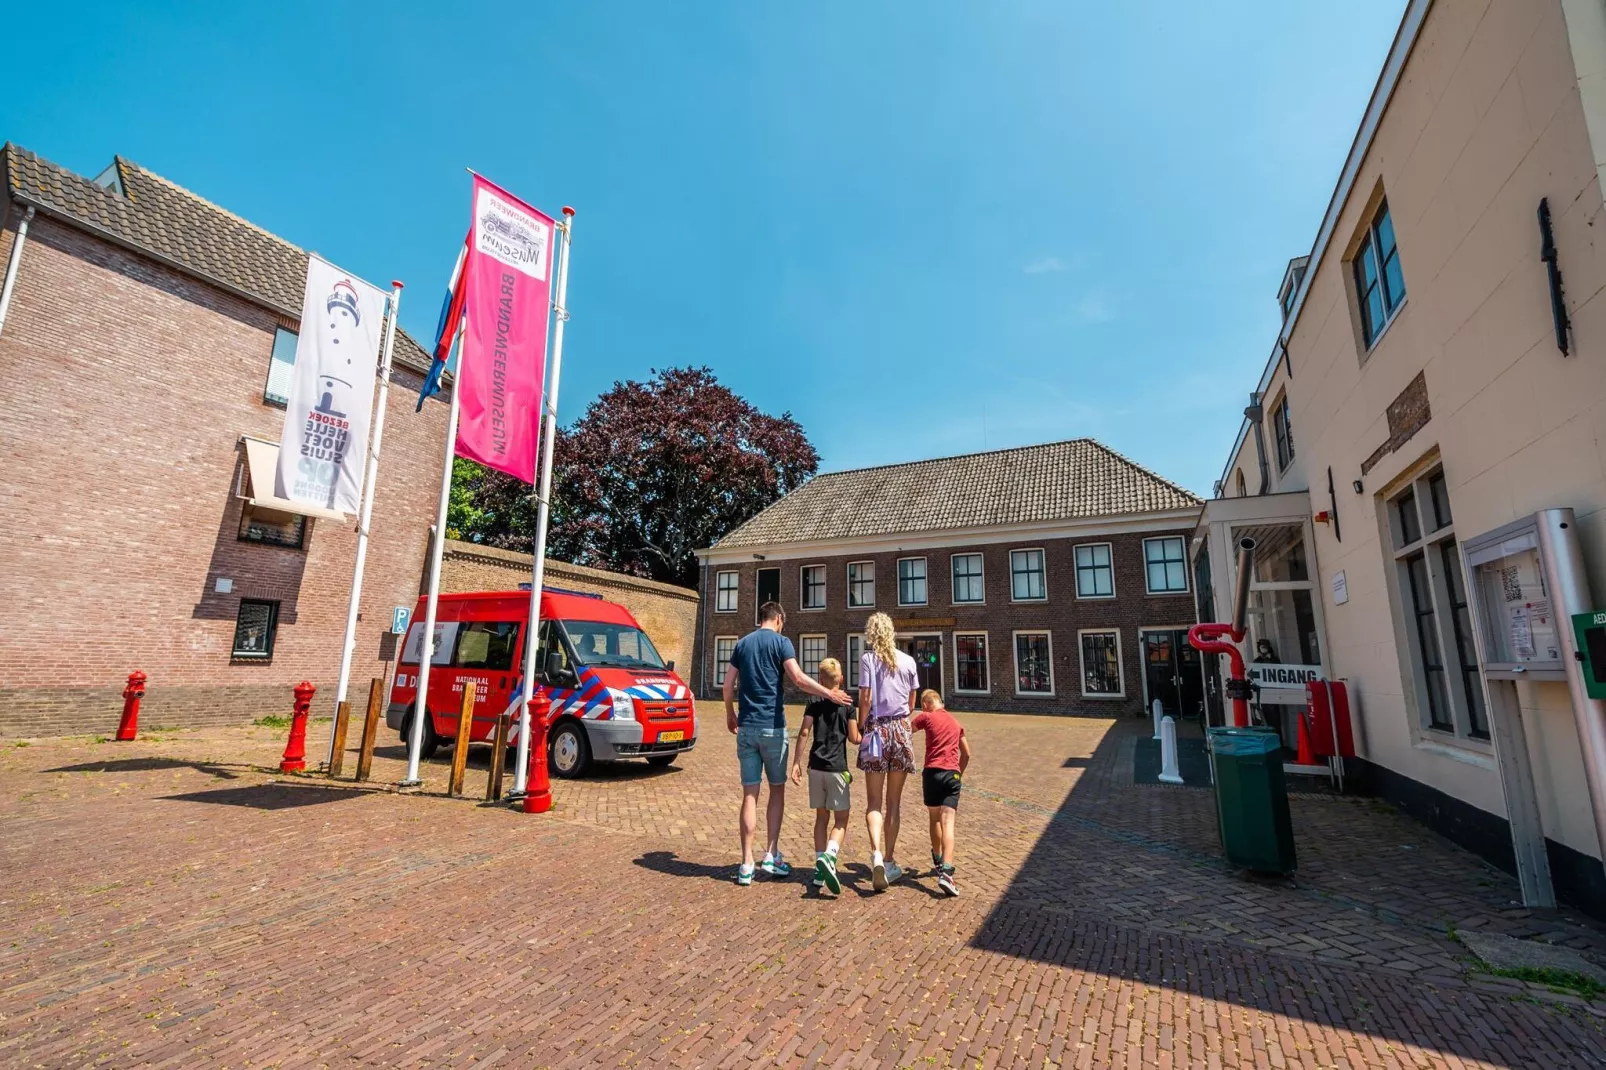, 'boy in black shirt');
789,657,860,894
